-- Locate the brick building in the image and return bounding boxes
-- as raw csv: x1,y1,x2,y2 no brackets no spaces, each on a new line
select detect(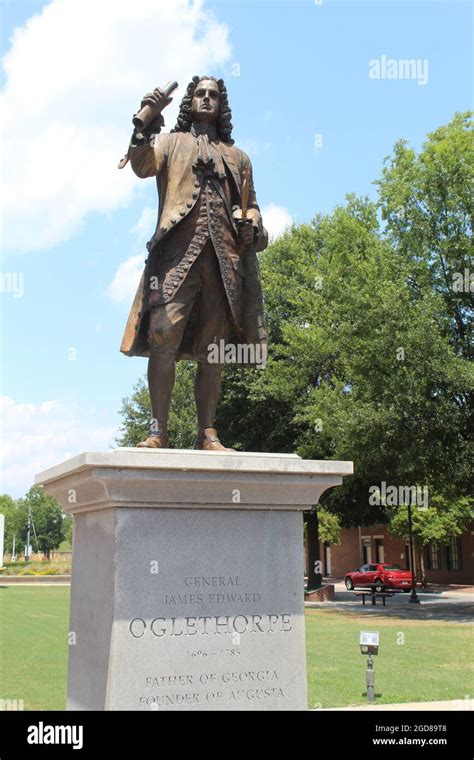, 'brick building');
307,521,474,585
